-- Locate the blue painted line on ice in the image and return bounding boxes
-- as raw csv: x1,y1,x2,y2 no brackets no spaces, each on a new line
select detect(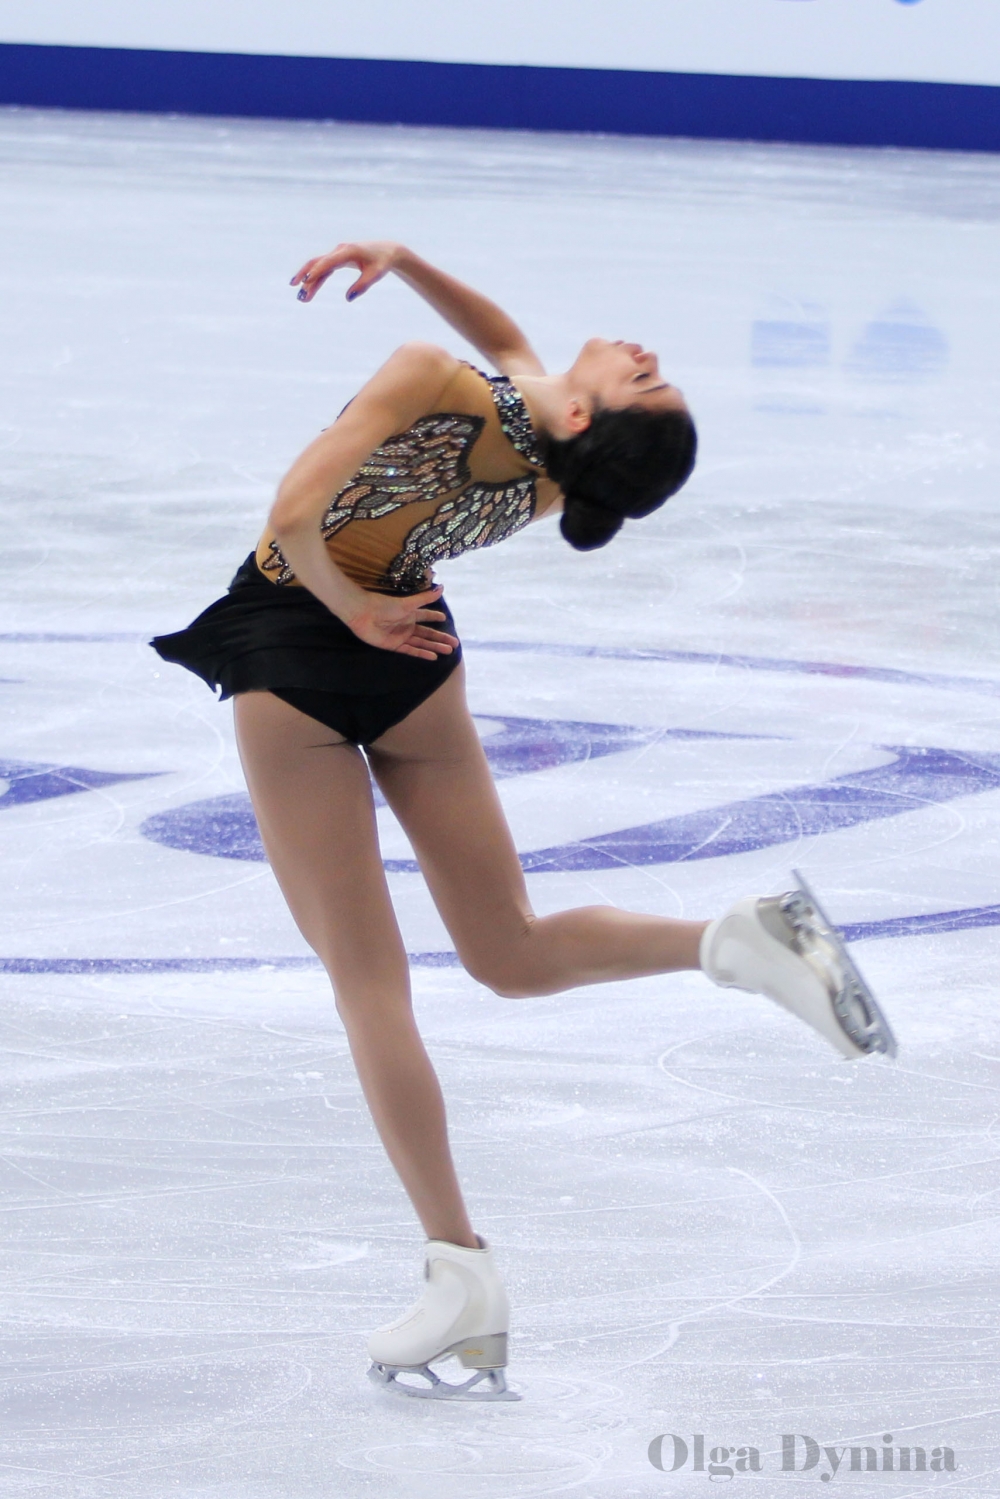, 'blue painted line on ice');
0,633,142,642
0,43,998,153
841,905,1000,943
3,632,997,701
2,903,999,975
465,640,1000,701
0,953,456,974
